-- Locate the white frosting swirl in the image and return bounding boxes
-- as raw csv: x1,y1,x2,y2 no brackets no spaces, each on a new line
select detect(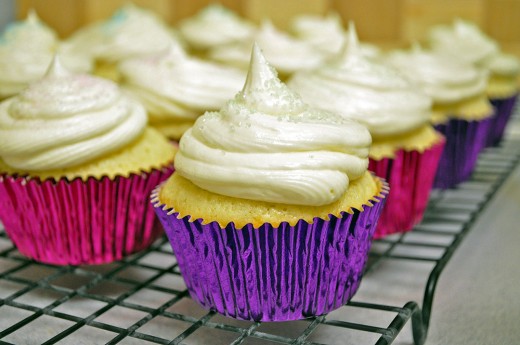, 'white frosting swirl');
175,44,371,206
386,45,489,104
290,13,346,56
1,10,57,51
208,20,326,75
428,19,499,66
291,16,381,59
178,4,256,50
93,4,177,62
484,53,520,76
120,43,246,122
0,57,146,171
288,26,431,138
0,11,92,98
